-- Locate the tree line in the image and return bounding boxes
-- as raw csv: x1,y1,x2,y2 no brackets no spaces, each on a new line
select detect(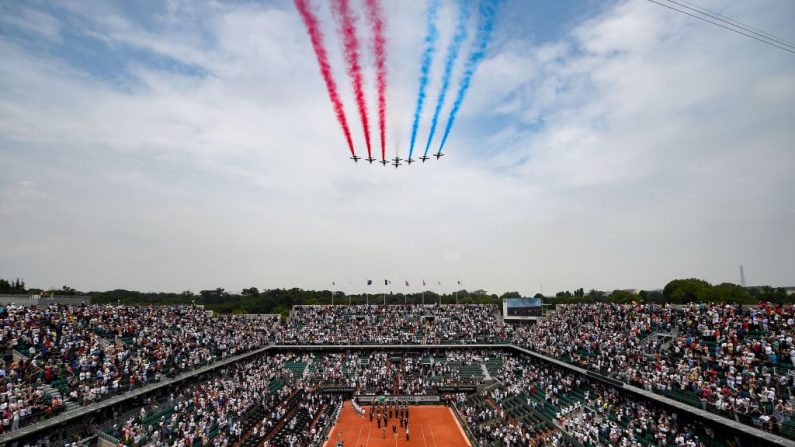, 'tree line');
1,277,791,316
